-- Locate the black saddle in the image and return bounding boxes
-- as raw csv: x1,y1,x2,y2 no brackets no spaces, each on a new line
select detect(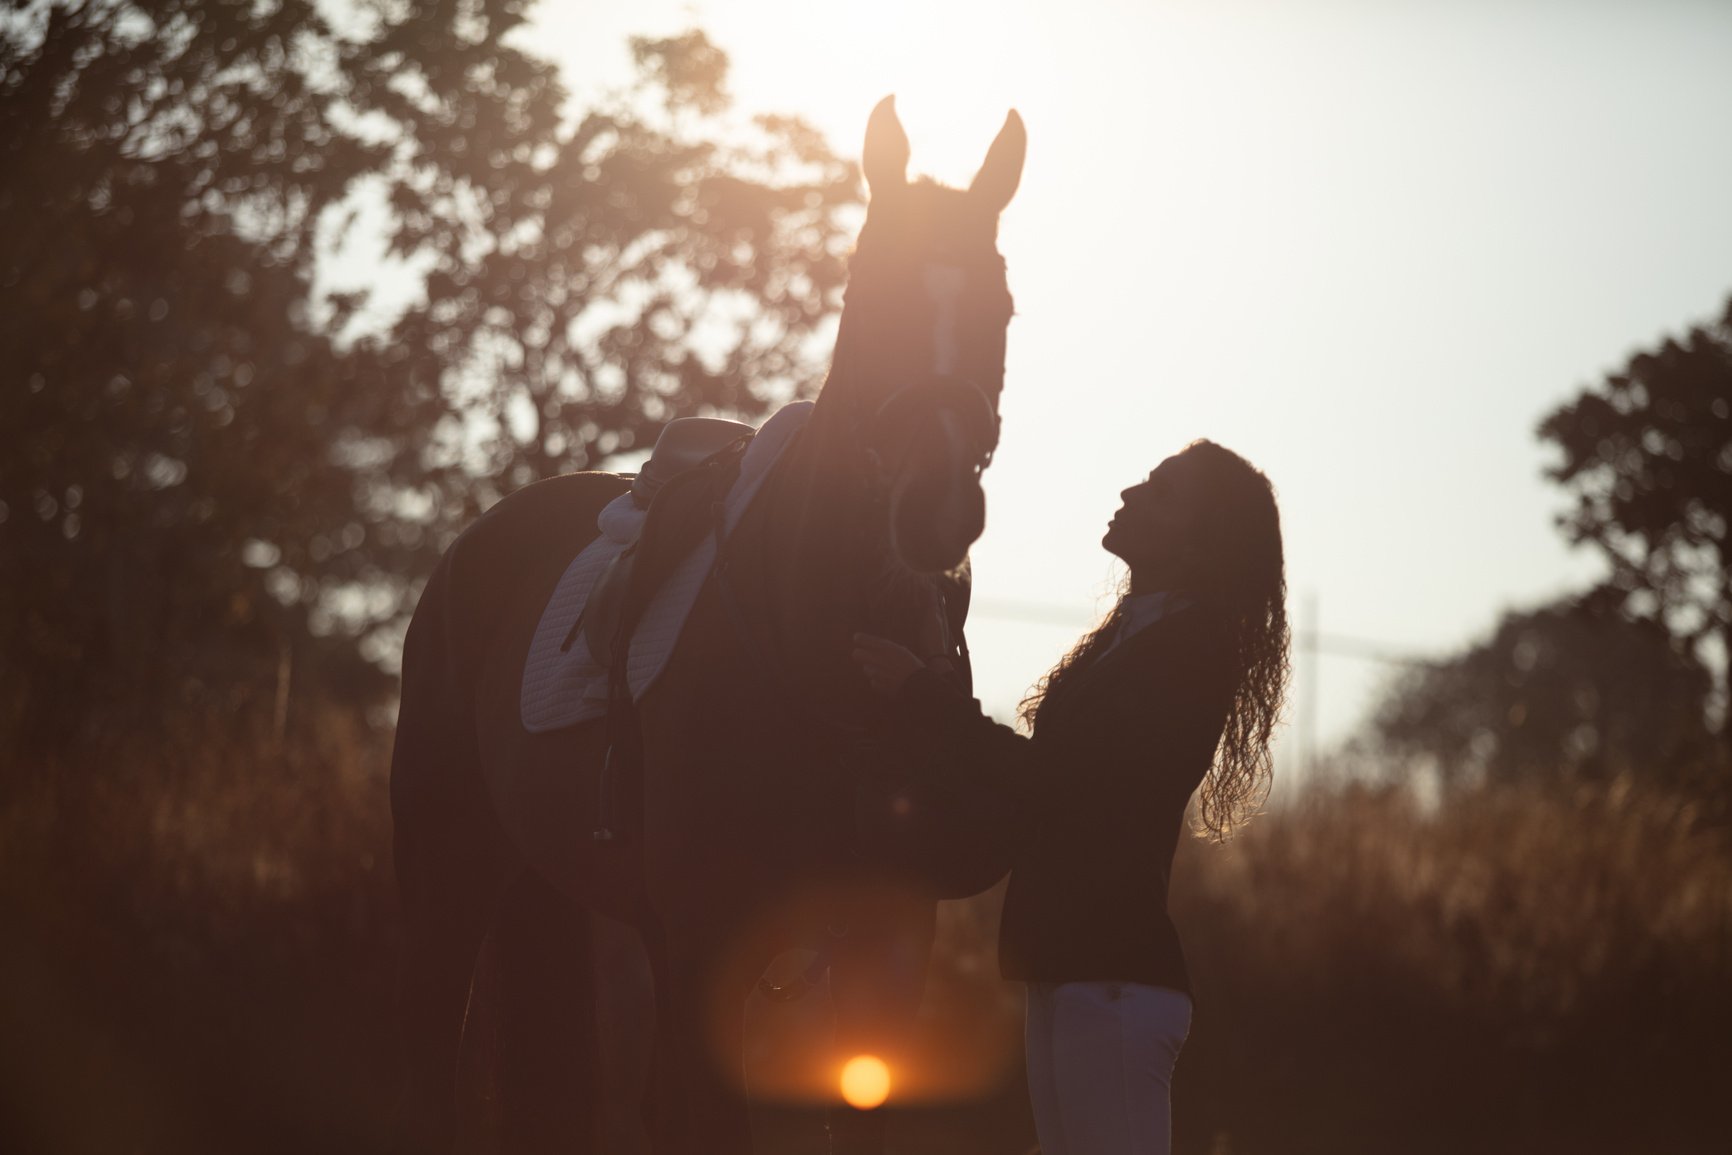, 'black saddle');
584,431,753,844
582,426,753,670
